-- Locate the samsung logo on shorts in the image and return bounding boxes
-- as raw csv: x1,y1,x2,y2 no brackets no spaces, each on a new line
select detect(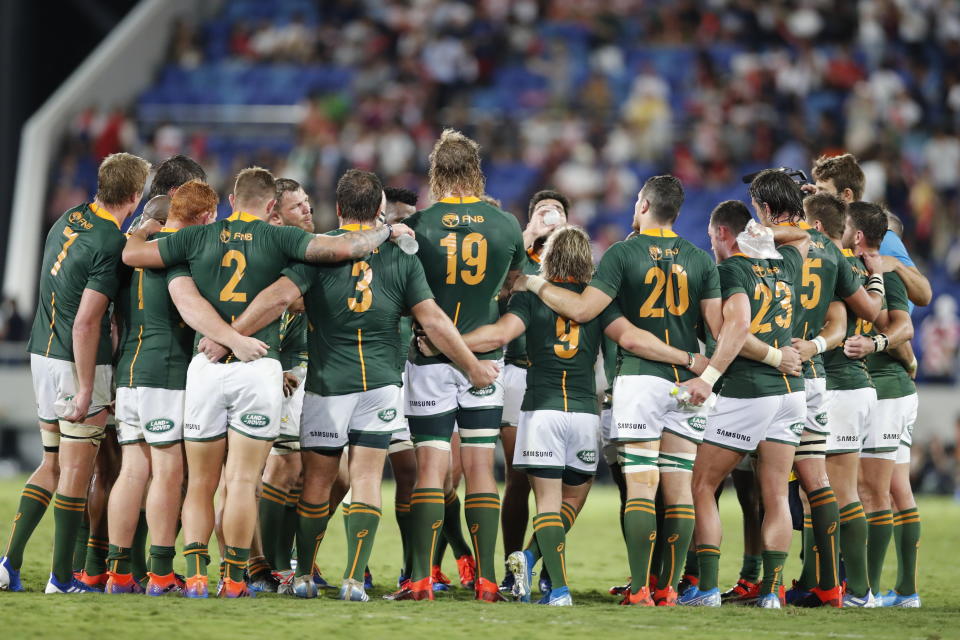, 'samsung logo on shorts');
618,422,648,430
836,435,859,442
409,400,436,407
717,428,751,442
522,451,554,458
309,431,339,438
